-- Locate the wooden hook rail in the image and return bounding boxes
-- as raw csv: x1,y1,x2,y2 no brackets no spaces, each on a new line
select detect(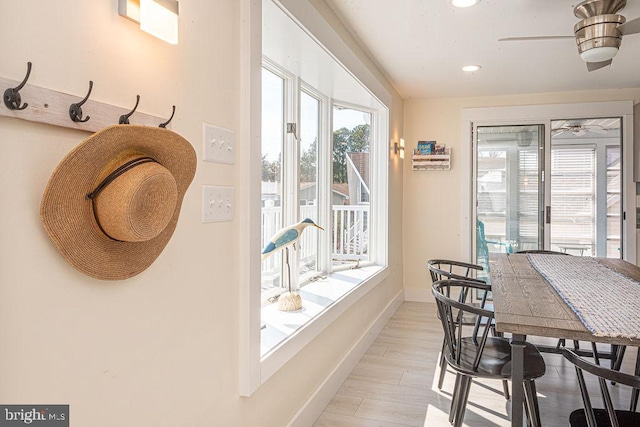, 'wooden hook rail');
0,76,172,133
